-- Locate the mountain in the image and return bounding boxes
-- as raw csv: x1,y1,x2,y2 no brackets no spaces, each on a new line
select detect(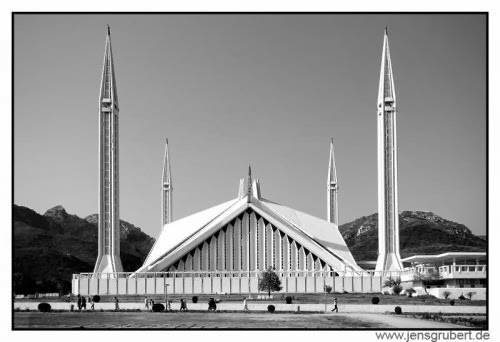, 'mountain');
339,211,487,262
13,204,155,294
